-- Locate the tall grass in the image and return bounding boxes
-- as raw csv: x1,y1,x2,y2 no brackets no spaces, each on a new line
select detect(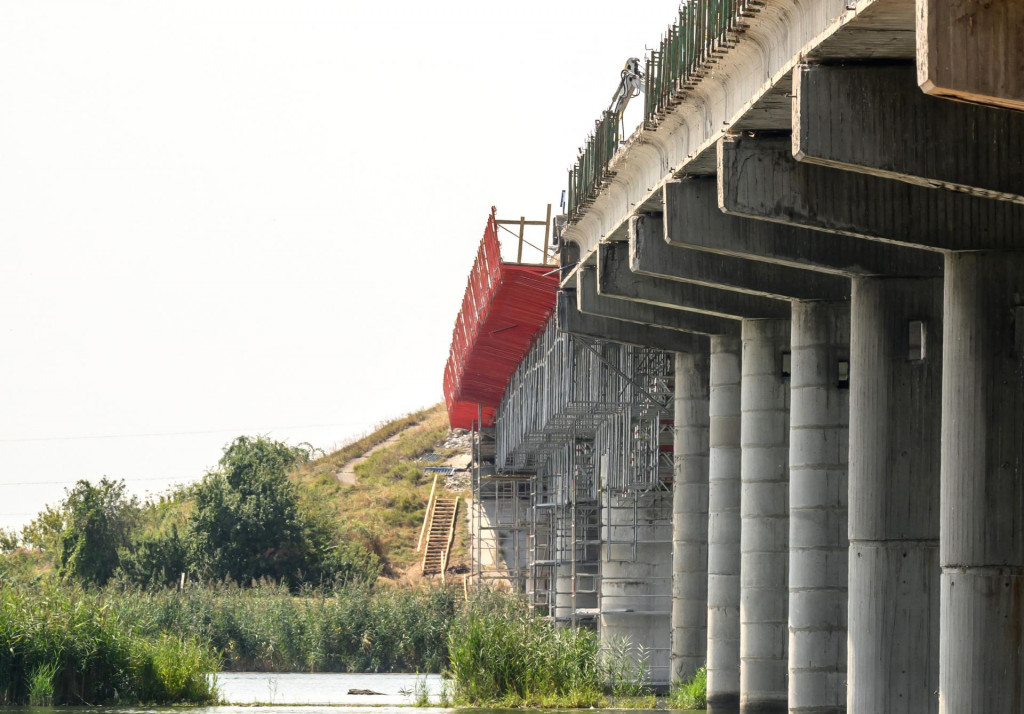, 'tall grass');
26,660,58,705
288,404,455,572
106,580,458,672
446,591,604,707
0,582,217,705
669,665,707,710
